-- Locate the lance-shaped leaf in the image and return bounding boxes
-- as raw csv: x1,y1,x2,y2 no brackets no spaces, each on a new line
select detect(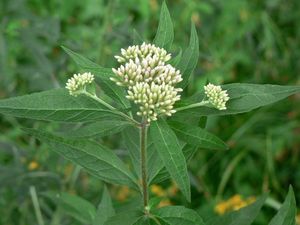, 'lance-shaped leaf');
132,217,152,225
23,128,139,189
178,23,199,89
169,49,182,67
150,145,197,184
150,120,191,201
104,210,143,225
169,121,228,150
207,194,267,225
62,120,132,138
269,186,296,225
62,46,113,79
153,1,174,50
132,29,144,45
175,84,300,118
152,206,206,225
46,192,96,224
62,46,130,109
0,89,126,123
93,186,115,225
